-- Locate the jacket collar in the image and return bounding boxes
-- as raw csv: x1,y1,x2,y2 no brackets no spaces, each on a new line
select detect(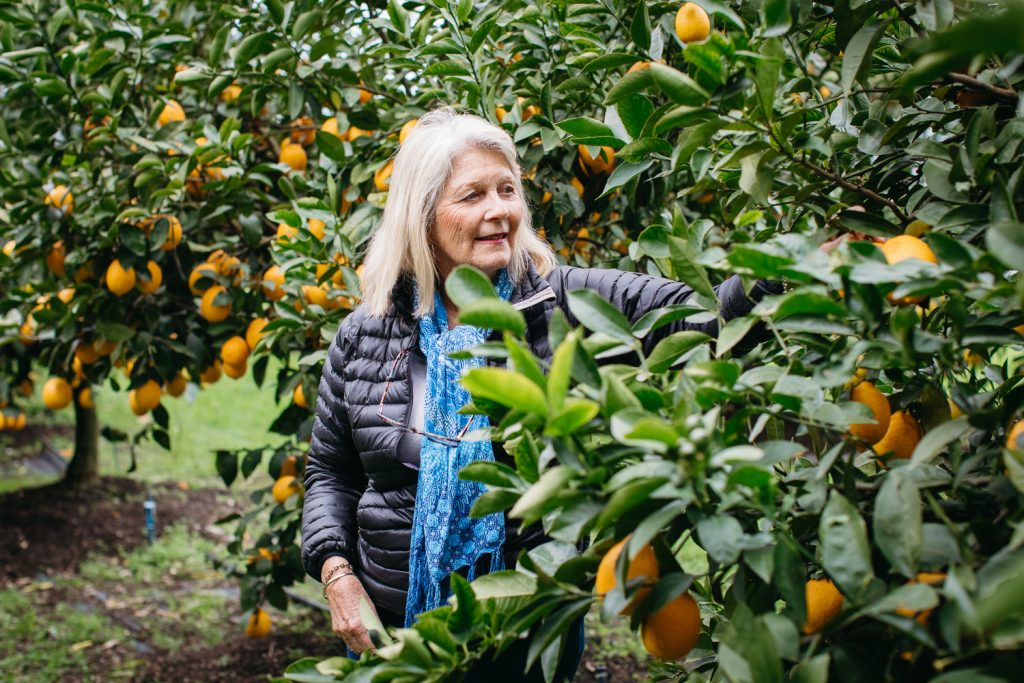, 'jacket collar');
390,263,555,320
